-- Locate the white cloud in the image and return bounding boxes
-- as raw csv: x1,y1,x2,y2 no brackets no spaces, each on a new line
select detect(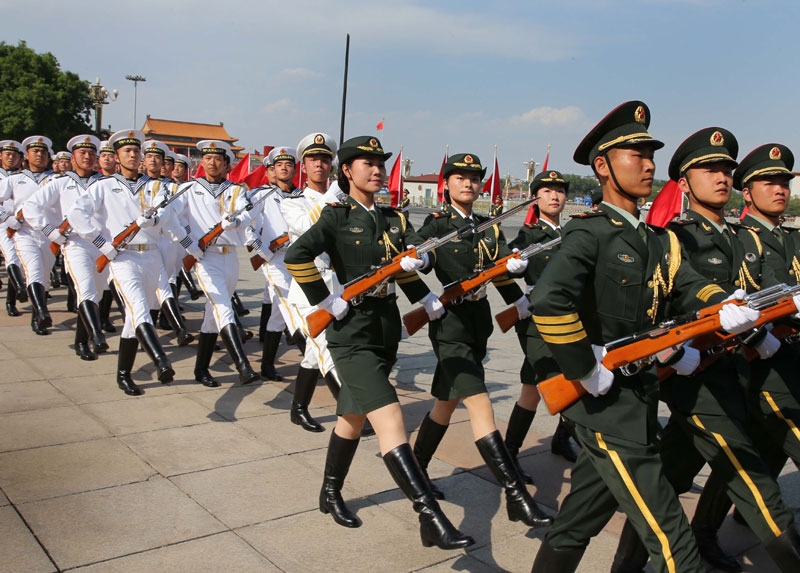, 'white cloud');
277,68,325,80
262,98,293,113
513,106,583,126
